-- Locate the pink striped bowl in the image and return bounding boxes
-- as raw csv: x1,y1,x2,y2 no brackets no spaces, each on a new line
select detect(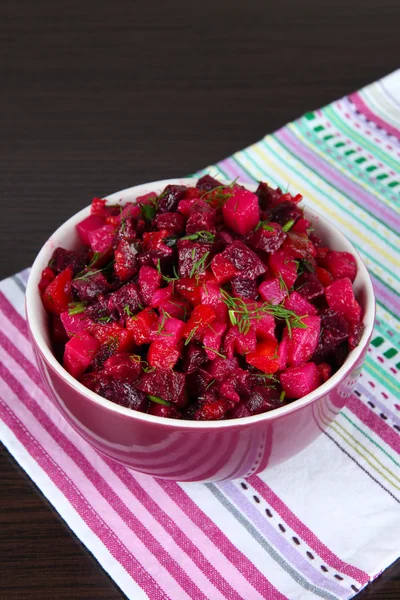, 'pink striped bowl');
26,178,375,482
